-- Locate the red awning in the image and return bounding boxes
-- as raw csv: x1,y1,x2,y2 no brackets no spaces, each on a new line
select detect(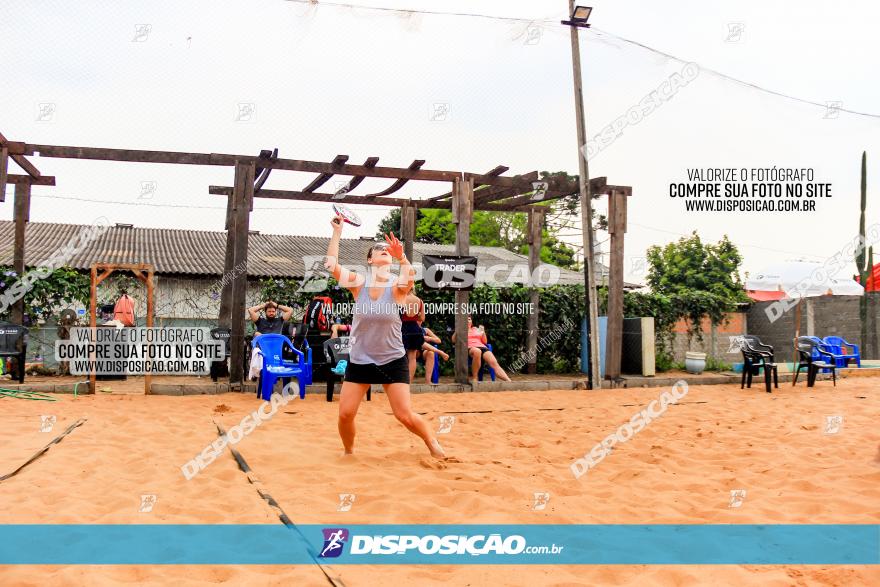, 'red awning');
855,263,880,292
746,290,787,302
